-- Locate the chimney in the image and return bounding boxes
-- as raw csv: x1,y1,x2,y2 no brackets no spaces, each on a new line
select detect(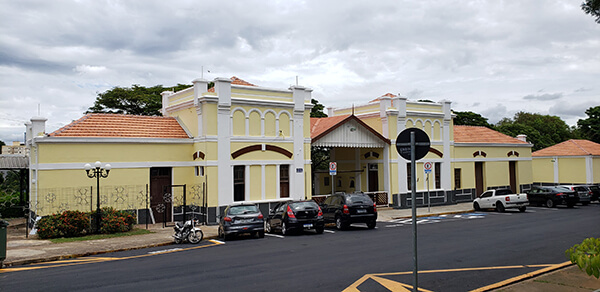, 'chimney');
30,116,47,137
517,134,527,142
